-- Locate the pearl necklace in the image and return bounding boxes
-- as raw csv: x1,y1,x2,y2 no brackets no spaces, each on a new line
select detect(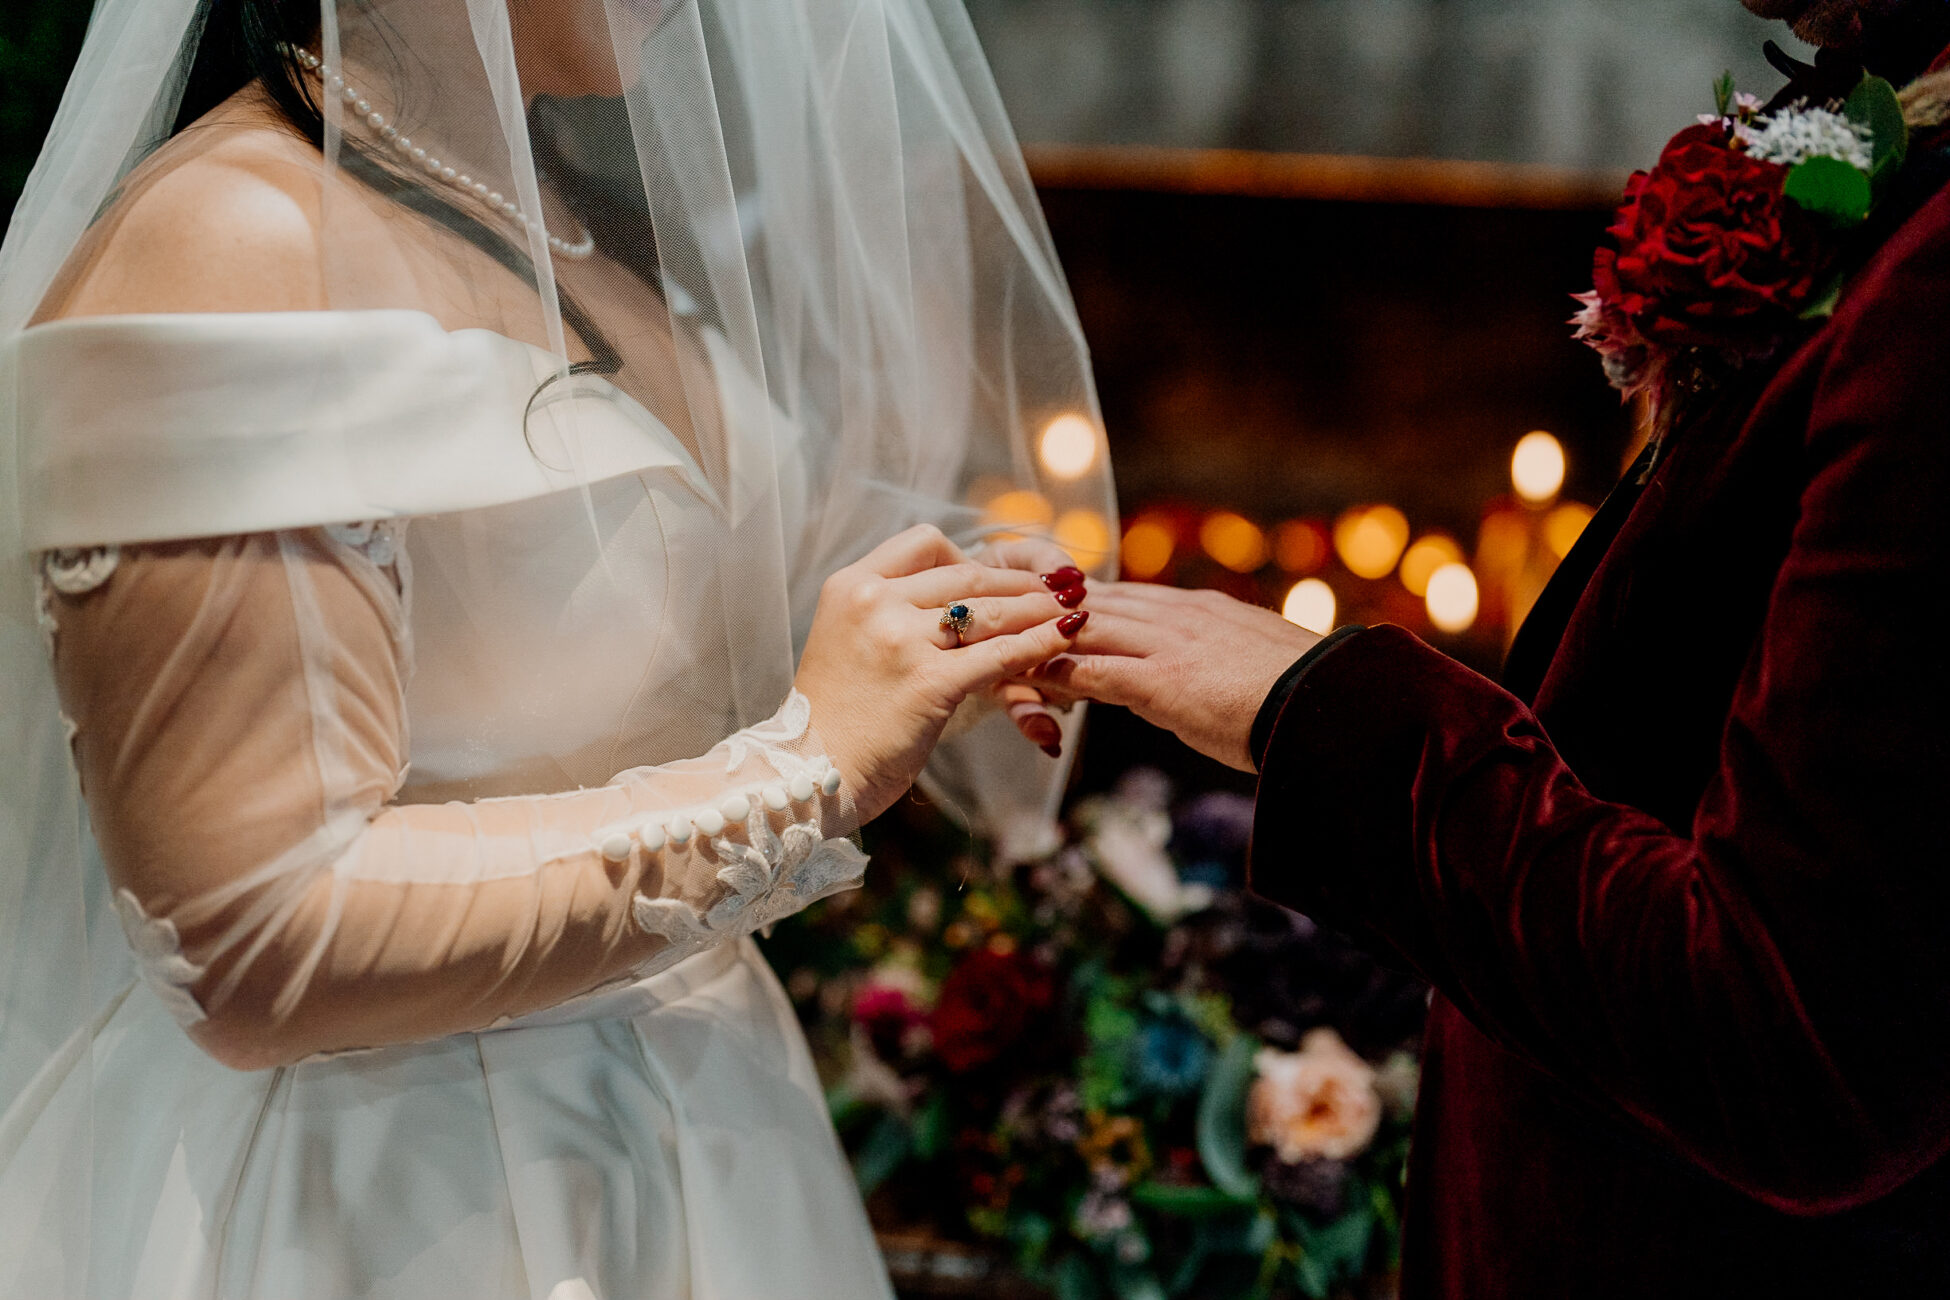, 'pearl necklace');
292,48,595,261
